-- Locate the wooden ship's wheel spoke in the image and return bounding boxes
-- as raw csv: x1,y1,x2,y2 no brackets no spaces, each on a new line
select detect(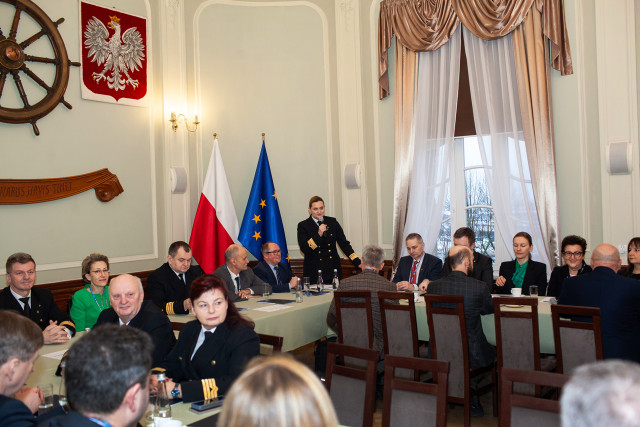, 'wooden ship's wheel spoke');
0,0,79,135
